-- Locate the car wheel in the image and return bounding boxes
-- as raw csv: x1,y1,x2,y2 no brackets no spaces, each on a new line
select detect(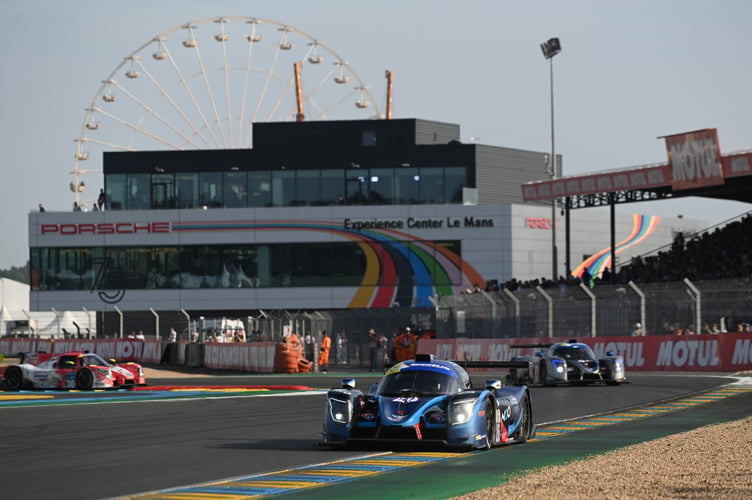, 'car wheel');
4,366,24,390
483,399,495,449
513,393,532,443
539,362,551,386
76,368,94,390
